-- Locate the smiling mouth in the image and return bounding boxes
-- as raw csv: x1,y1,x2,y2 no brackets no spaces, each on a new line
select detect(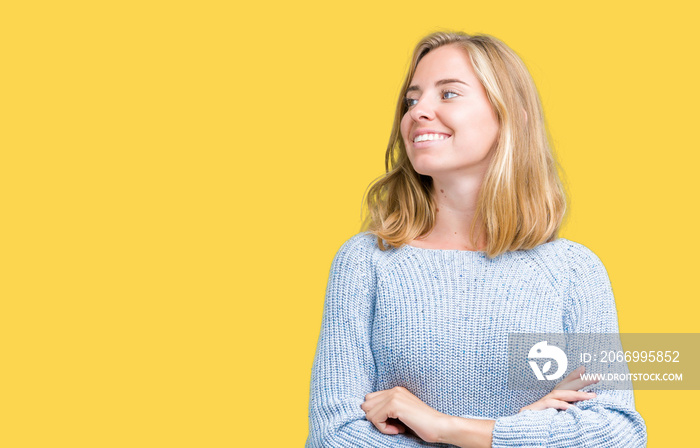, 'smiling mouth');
413,133,450,143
